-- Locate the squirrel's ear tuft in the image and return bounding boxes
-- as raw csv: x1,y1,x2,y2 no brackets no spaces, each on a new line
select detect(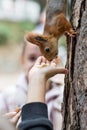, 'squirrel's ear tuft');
35,36,48,42
24,32,48,46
